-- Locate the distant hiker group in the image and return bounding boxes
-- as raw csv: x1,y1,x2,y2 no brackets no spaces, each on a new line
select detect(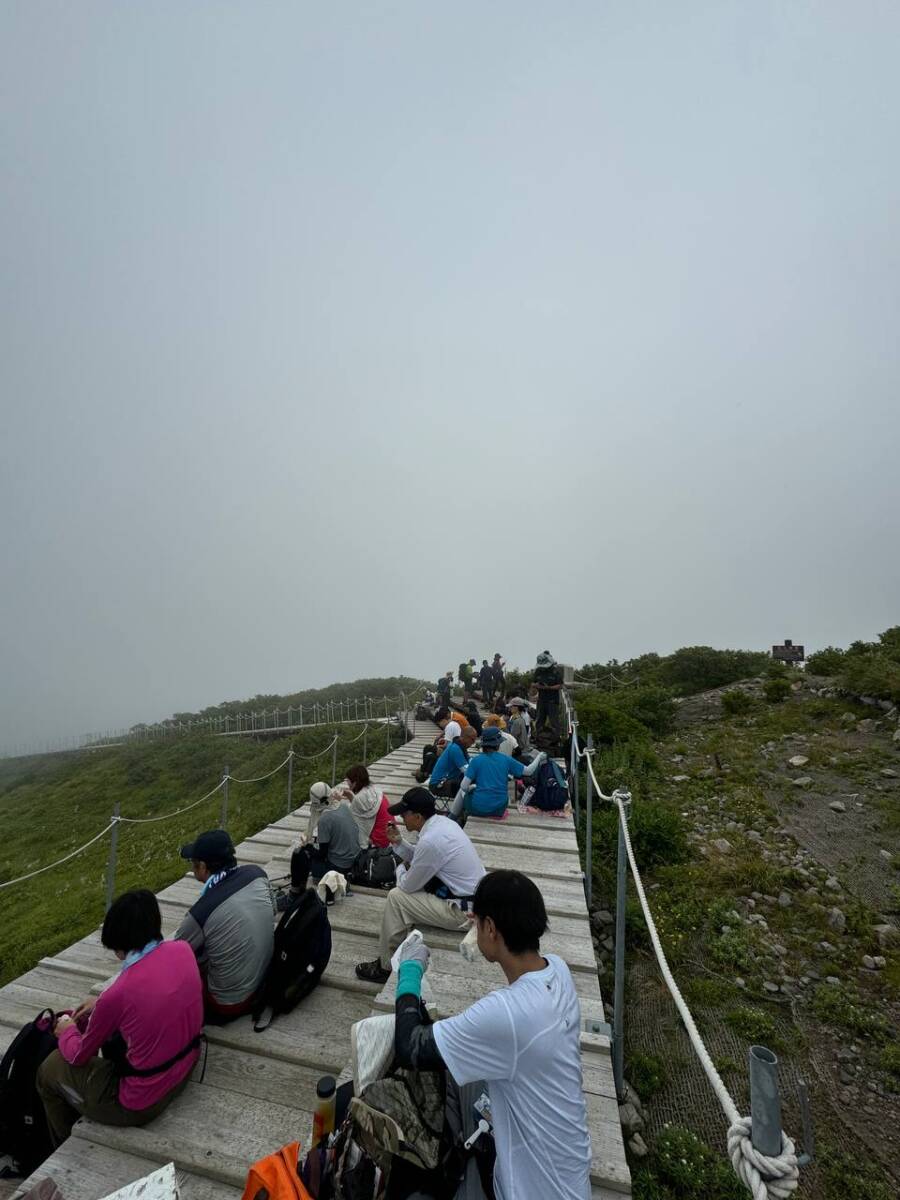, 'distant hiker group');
4,646,591,1200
